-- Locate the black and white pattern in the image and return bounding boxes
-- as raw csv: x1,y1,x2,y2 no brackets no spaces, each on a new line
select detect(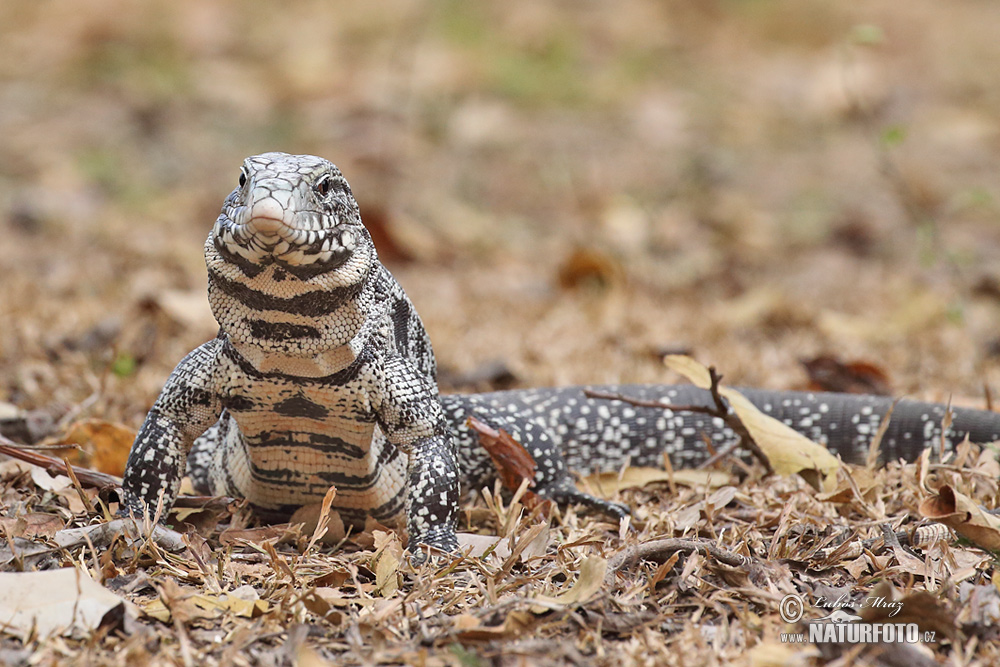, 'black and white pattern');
123,153,459,555
122,152,1000,557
